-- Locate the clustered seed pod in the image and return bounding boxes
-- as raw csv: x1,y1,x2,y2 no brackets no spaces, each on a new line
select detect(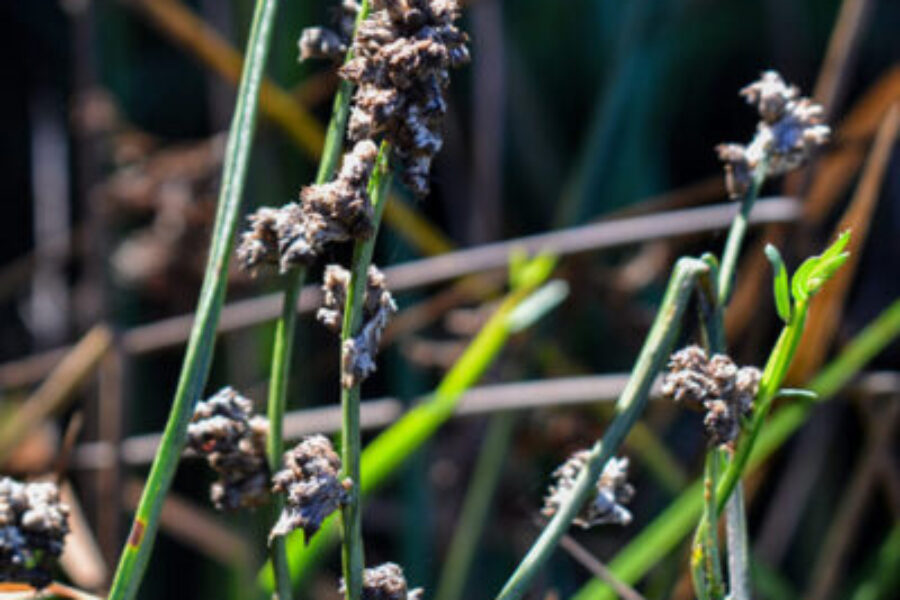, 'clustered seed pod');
340,0,470,197
270,435,350,542
661,345,761,446
317,264,397,388
542,451,634,529
339,562,424,600
717,70,830,199
0,478,70,588
187,387,270,510
237,140,380,274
